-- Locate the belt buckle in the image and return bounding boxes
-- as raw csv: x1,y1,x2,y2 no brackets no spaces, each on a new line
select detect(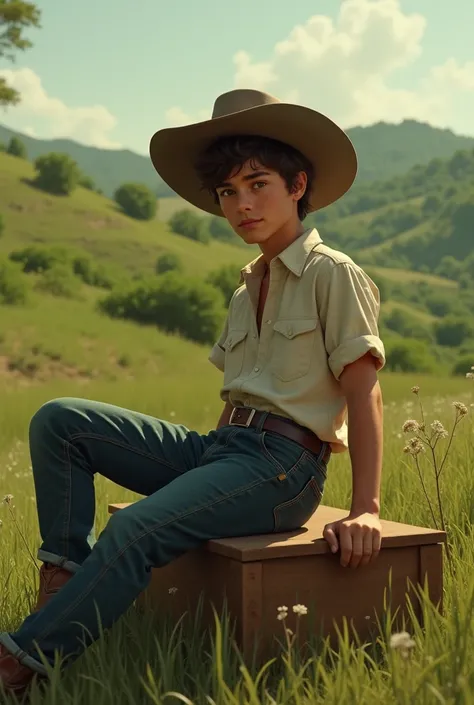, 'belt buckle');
229,407,256,427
